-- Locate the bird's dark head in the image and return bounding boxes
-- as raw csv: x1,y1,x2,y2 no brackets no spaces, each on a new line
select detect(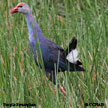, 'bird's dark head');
11,3,31,14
